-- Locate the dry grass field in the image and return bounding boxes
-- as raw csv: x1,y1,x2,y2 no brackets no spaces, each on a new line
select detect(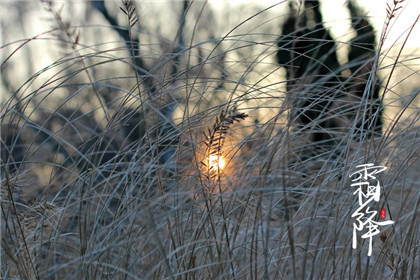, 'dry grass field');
1,0,419,279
